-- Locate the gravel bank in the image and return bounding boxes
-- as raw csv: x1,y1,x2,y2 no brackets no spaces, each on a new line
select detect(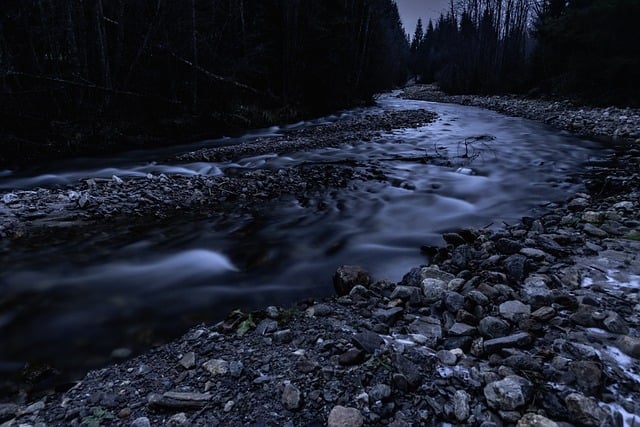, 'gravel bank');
2,92,640,427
